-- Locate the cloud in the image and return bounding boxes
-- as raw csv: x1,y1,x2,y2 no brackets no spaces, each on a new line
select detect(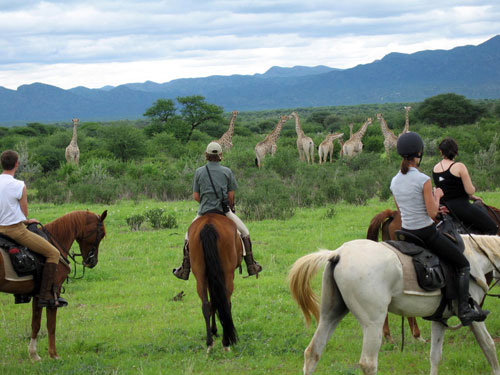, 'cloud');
0,0,498,89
